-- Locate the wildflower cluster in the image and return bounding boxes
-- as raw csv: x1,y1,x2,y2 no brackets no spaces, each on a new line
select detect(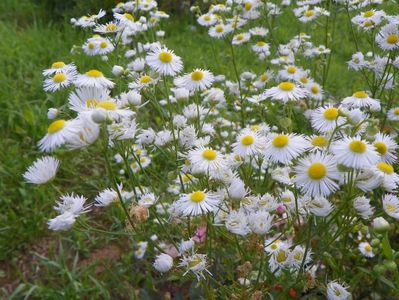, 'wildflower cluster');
23,0,399,298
